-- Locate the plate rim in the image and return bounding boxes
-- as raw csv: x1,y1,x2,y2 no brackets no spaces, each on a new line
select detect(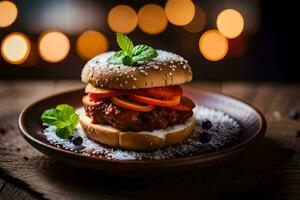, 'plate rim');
18,87,267,165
